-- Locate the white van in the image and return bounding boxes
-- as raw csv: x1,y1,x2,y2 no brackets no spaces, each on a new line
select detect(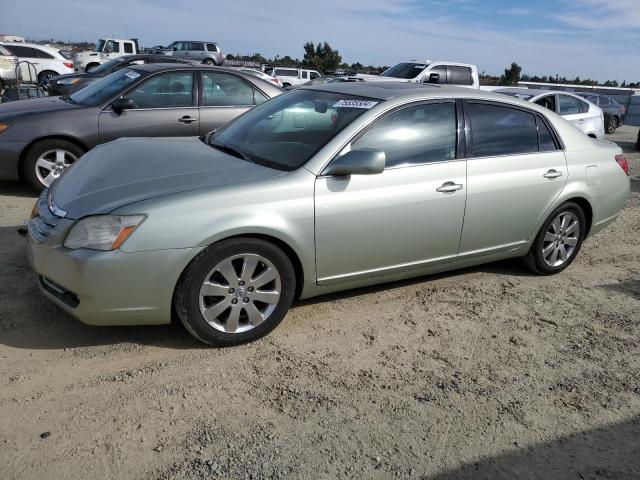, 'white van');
359,60,480,89
264,67,321,88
